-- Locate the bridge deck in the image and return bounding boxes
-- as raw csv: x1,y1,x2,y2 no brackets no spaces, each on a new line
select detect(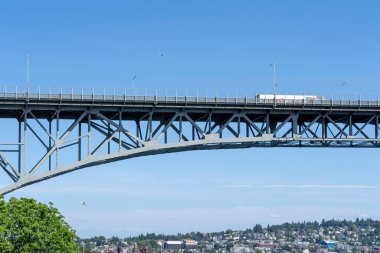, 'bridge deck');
0,92,379,122
0,92,379,109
